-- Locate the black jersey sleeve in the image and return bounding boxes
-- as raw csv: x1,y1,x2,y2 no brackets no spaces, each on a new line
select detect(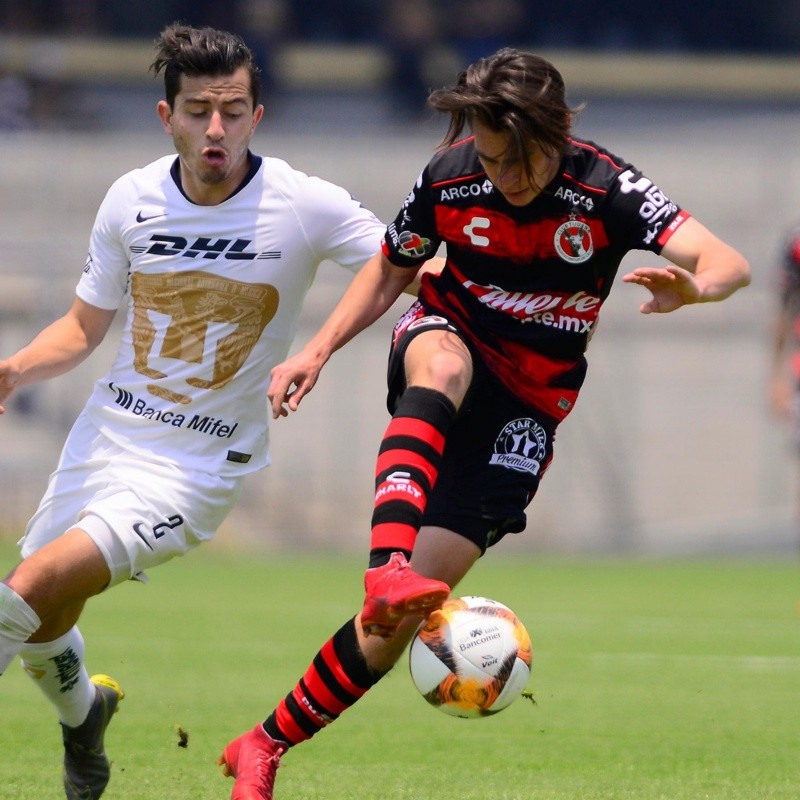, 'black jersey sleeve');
383,165,443,268
601,162,685,254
